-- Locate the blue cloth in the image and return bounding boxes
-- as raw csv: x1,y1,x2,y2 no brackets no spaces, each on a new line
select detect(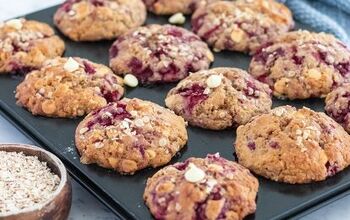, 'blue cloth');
280,0,350,45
